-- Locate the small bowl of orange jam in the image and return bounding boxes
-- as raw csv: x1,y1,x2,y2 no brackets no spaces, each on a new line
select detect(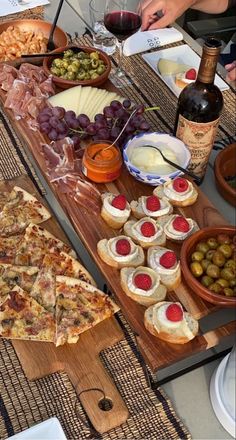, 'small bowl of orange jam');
82,141,122,183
